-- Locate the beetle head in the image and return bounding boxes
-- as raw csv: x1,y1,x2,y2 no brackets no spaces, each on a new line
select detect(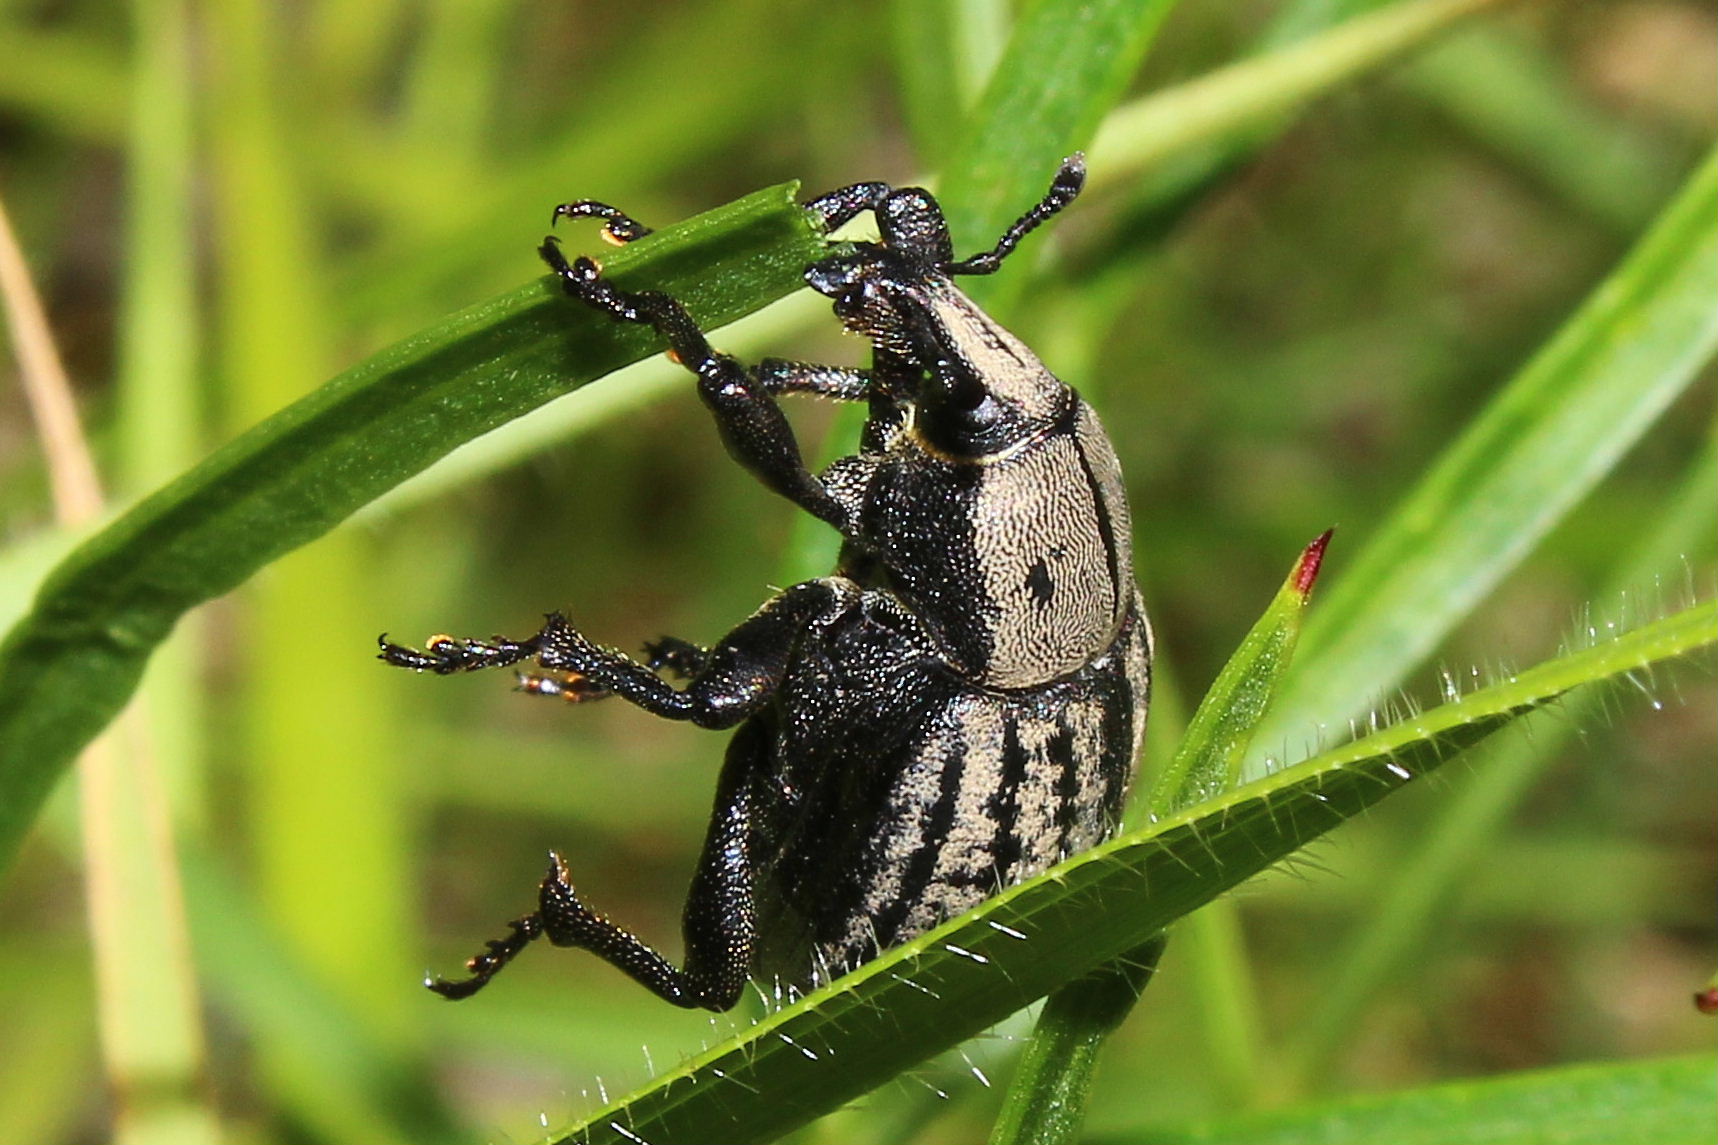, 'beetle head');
803,186,954,351
805,184,1070,456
